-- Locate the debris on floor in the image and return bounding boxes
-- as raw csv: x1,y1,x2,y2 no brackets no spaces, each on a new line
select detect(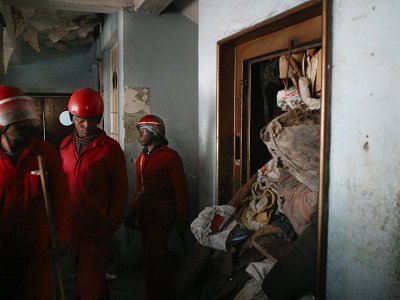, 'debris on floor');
179,75,321,299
